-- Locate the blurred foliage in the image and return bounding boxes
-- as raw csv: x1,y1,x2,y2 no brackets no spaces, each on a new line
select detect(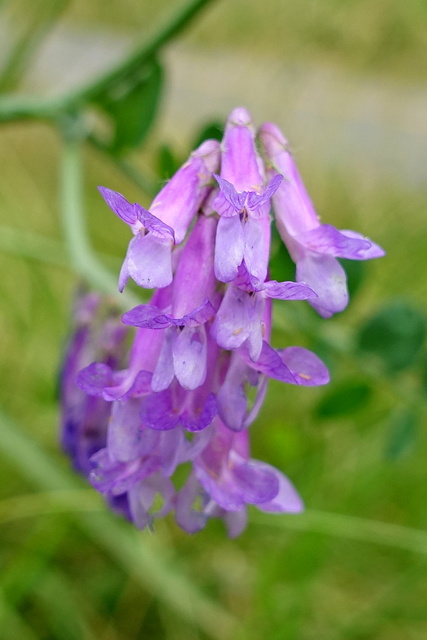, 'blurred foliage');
0,0,427,639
